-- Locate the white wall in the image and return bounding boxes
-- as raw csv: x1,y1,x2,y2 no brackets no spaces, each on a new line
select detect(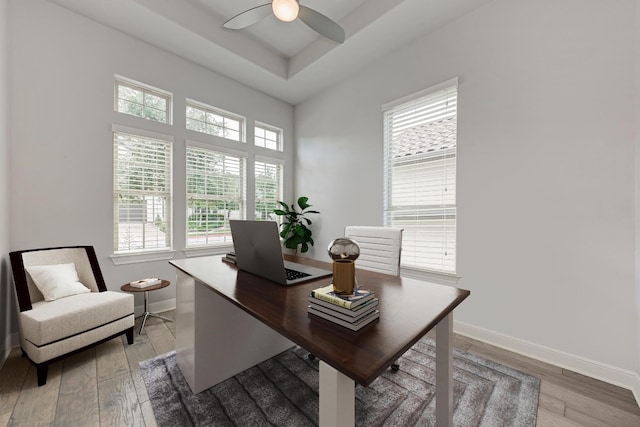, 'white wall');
296,0,639,387
8,0,294,315
0,0,13,365
635,0,640,395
